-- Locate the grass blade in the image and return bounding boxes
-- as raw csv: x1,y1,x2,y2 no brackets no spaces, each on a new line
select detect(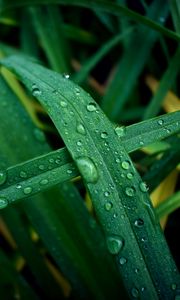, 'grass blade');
156,191,180,219
0,0,179,42
3,55,180,299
